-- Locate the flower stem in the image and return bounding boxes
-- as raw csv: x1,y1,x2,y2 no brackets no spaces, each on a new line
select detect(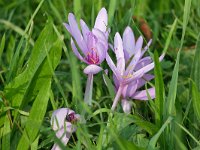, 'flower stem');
111,85,123,111
84,74,93,106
